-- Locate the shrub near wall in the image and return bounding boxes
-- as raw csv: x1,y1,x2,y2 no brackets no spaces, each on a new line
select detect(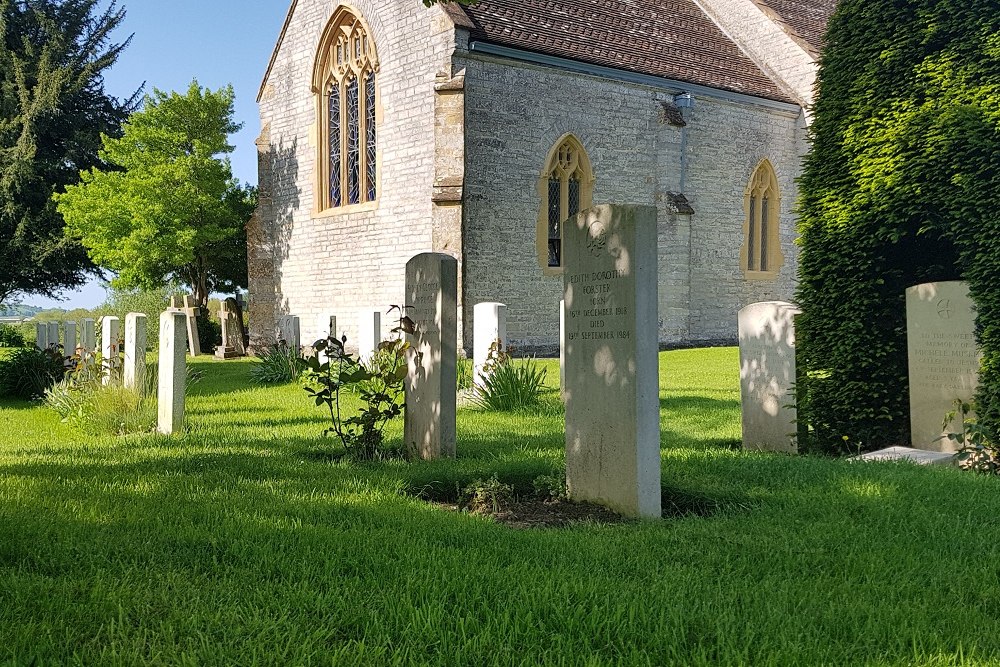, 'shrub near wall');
796,0,1000,453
